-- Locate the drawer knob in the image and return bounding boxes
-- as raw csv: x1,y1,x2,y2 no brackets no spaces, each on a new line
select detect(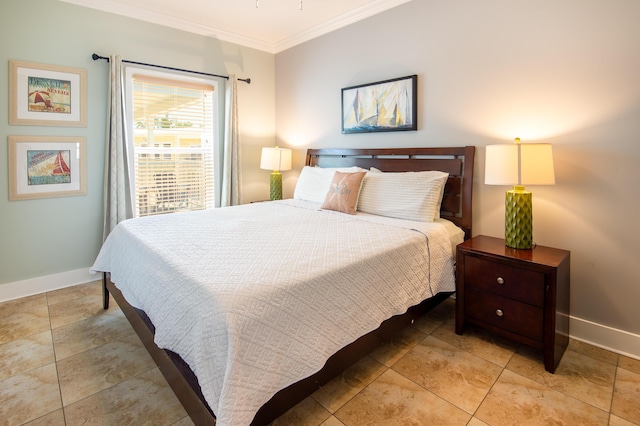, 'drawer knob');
496,277,505,285
496,309,504,317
